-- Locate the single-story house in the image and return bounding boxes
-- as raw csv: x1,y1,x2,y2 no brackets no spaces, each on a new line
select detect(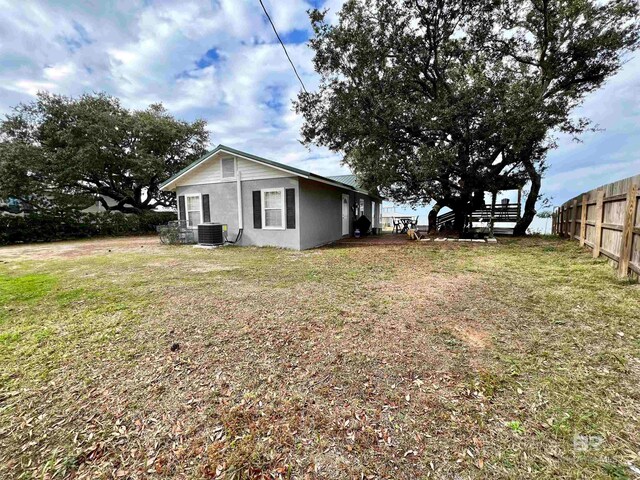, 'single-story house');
159,145,383,250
